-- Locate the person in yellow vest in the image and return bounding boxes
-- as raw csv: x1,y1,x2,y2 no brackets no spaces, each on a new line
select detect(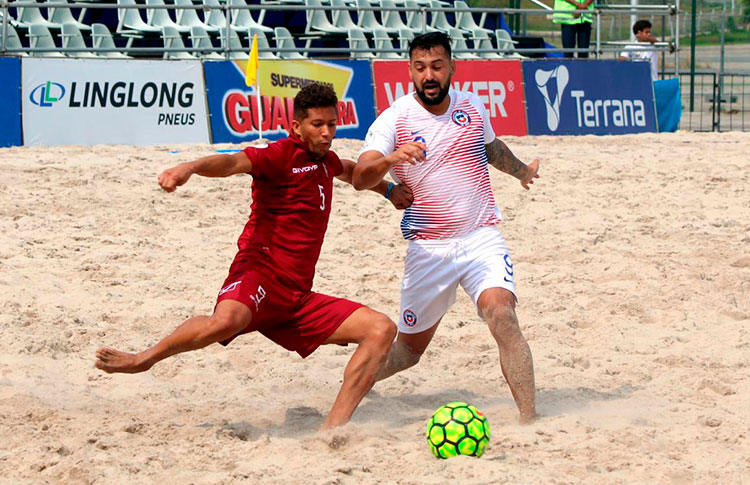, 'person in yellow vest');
552,0,595,58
